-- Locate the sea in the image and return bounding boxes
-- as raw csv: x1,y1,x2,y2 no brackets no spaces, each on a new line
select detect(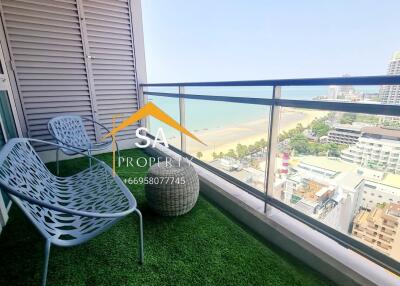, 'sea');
146,85,380,137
